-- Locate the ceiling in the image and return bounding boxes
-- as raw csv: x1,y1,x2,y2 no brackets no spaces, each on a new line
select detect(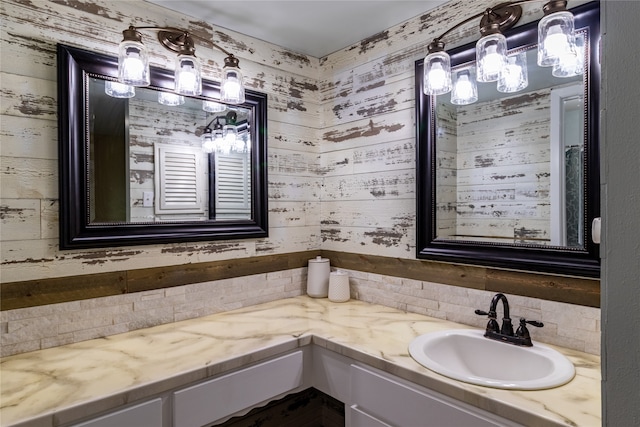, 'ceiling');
145,0,448,58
